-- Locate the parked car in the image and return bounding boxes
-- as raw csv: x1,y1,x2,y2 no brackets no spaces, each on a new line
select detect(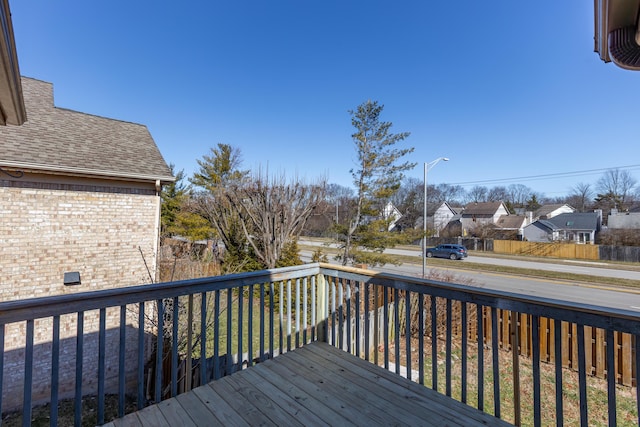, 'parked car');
425,244,468,260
